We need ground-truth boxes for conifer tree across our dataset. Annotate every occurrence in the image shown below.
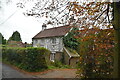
[8,31,22,42]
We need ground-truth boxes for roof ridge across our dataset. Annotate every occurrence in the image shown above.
[44,25,70,30]
[32,25,71,39]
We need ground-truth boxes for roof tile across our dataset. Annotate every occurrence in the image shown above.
[33,25,71,39]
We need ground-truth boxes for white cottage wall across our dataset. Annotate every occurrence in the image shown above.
[32,37,64,52]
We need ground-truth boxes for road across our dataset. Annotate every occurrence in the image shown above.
[1,62,78,78]
[1,63,35,78]
[35,69,77,78]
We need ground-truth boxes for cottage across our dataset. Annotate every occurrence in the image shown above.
[32,25,79,66]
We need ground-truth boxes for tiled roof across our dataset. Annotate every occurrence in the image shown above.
[8,41,25,47]
[33,25,71,39]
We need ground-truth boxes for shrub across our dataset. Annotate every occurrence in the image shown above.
[77,29,114,78]
[2,47,50,72]
[49,60,71,69]
[52,60,63,68]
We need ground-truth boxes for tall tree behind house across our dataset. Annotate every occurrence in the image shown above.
[8,31,22,42]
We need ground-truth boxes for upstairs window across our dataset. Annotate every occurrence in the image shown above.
[34,39,38,43]
[52,38,56,44]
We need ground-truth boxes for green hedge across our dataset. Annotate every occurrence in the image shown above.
[2,47,50,72]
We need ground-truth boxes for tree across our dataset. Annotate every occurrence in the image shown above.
[8,31,22,42]
[0,33,6,45]
[19,1,112,29]
[63,27,80,51]
[78,28,114,78]
[113,2,120,78]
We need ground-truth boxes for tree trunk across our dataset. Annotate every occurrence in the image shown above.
[113,2,120,78]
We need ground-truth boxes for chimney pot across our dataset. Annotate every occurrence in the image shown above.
[42,24,47,30]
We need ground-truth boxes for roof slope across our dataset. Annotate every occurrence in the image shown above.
[33,25,71,39]
[63,47,80,57]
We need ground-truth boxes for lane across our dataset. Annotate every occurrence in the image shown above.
[0,62,2,79]
[35,69,77,78]
[1,63,35,78]
[1,62,78,78]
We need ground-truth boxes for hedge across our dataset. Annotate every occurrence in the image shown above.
[2,47,50,72]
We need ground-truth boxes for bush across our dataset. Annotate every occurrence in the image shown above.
[49,60,71,69]
[52,60,63,68]
[77,29,114,78]
[2,47,50,72]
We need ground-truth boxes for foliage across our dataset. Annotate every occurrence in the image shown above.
[52,60,63,68]
[77,28,114,78]
[19,1,112,29]
[112,2,120,78]
[48,60,71,69]
[63,27,80,51]
[8,31,22,42]
[0,33,6,45]
[2,47,50,72]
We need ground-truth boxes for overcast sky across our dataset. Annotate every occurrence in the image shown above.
[0,0,53,43]
[0,0,116,43]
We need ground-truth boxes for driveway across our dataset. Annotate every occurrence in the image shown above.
[1,62,78,78]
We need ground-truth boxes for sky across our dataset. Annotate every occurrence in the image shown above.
[0,0,116,43]
[0,0,52,43]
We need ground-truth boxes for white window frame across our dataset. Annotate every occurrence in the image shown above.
[50,52,55,62]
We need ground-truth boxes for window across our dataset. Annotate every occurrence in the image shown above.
[40,45,44,47]
[41,39,45,43]
[52,38,56,44]
[34,39,38,43]
[50,53,55,62]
